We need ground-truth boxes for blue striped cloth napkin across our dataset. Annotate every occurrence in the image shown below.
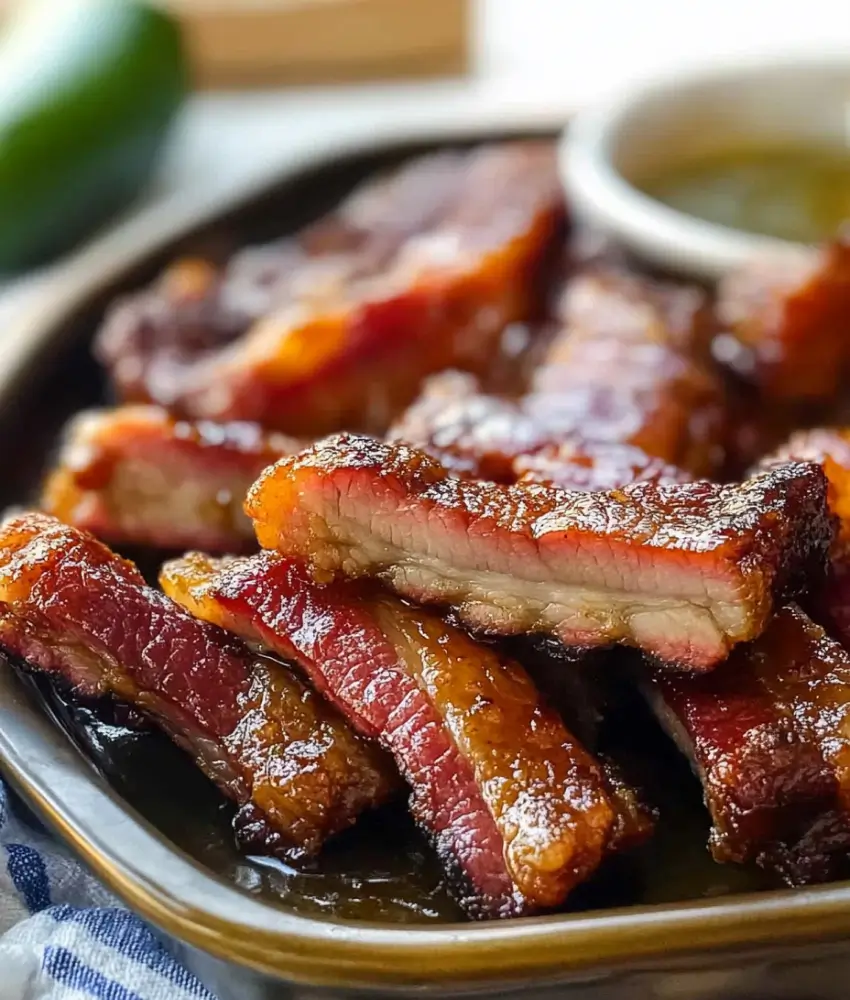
[0,778,215,1000]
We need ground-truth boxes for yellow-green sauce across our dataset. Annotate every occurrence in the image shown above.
[639,145,850,243]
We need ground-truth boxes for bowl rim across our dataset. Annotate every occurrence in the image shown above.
[4,102,850,990]
[559,52,850,279]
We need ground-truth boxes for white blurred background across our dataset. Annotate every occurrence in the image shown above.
[169,0,850,186]
[3,0,850,321]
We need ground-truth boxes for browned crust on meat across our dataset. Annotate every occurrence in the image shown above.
[96,143,564,436]
[390,269,724,481]
[760,427,850,562]
[716,239,850,402]
[161,549,620,917]
[245,434,833,670]
[0,512,397,858]
[653,605,850,883]
[42,406,299,552]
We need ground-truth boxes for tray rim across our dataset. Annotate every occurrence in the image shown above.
[2,103,850,990]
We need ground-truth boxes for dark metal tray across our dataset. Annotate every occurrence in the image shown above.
[1,109,849,1000]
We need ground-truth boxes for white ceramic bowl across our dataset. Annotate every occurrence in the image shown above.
[560,56,850,280]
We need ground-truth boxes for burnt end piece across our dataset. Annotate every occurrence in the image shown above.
[95,143,564,436]
[245,434,833,672]
[716,239,850,402]
[758,427,850,643]
[389,268,724,482]
[389,370,524,482]
[160,550,618,919]
[760,427,850,561]
[42,406,301,553]
[651,605,850,883]
[0,513,397,859]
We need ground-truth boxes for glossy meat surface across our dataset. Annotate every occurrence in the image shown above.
[42,406,300,552]
[759,427,850,645]
[716,239,850,401]
[389,269,724,481]
[96,143,563,436]
[762,427,850,560]
[0,513,396,857]
[389,370,528,482]
[514,442,690,491]
[245,434,833,670]
[653,605,850,883]
[160,550,616,919]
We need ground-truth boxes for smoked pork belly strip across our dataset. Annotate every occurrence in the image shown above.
[160,550,618,919]
[95,143,563,436]
[245,434,833,671]
[651,605,850,883]
[715,238,850,402]
[0,513,396,858]
[42,406,300,552]
[389,269,724,482]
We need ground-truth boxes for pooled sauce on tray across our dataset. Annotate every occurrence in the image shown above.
[640,145,850,243]
[18,668,461,924]
[15,663,774,924]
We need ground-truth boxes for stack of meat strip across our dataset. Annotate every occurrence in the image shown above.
[12,142,850,918]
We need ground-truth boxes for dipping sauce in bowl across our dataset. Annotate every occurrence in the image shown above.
[561,58,850,278]
[639,144,850,244]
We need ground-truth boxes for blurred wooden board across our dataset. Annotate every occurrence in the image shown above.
[169,0,470,87]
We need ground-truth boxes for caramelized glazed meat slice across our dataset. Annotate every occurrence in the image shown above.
[390,270,724,481]
[530,270,723,476]
[96,256,256,387]
[245,435,832,671]
[42,406,300,552]
[389,371,535,482]
[514,442,690,491]
[762,427,850,559]
[96,143,563,436]
[536,266,714,379]
[758,428,850,645]
[718,380,808,480]
[716,239,850,401]
[652,606,850,883]
[0,514,397,858]
[160,551,616,919]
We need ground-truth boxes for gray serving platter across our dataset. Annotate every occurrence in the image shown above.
[1,107,850,1000]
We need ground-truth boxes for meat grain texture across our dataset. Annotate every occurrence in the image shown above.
[0,513,397,858]
[245,434,833,671]
[161,549,622,918]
